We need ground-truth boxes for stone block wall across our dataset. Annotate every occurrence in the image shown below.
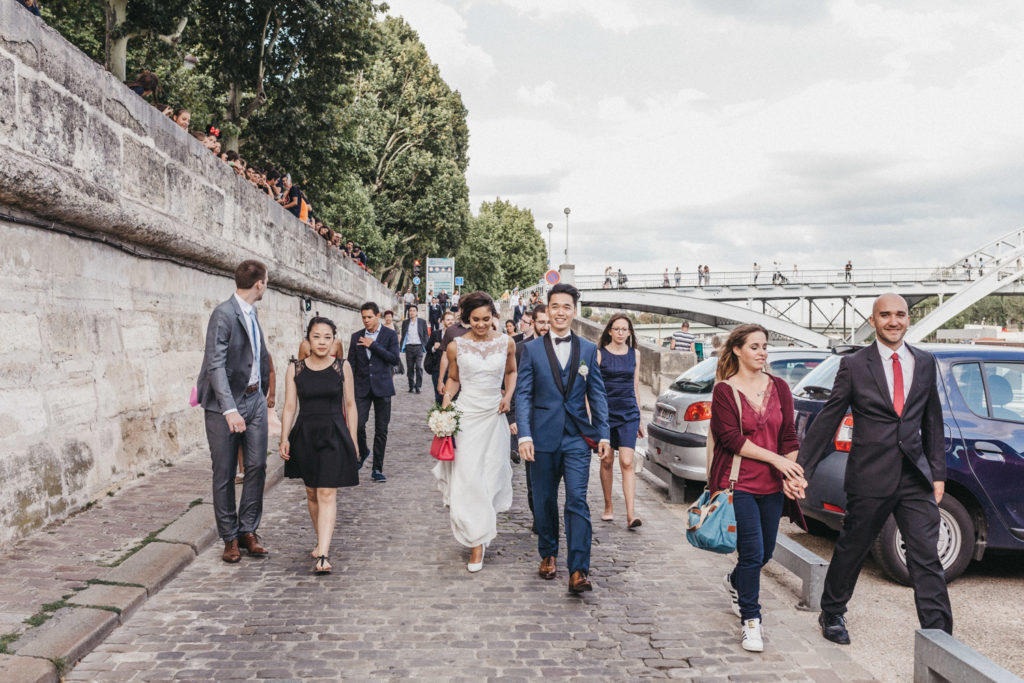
[0,5,398,545]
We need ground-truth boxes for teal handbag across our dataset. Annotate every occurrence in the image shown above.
[686,382,743,554]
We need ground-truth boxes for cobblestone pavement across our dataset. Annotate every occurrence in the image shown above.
[66,389,876,682]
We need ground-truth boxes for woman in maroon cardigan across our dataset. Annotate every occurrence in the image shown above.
[709,324,806,653]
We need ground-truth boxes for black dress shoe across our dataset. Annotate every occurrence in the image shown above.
[819,612,851,645]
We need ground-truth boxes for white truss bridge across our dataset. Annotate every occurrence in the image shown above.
[575,229,1024,347]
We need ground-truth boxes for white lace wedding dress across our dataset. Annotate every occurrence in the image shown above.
[432,335,514,548]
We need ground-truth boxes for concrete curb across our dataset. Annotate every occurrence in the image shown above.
[5,456,286,681]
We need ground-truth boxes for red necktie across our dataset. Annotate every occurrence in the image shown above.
[891,352,904,416]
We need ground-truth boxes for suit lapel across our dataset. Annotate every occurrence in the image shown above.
[564,335,581,397]
[864,348,891,410]
[906,343,927,401]
[543,333,566,395]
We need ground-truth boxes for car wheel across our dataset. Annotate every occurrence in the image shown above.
[870,495,975,586]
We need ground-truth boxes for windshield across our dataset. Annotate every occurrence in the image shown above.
[792,355,843,399]
[670,356,717,393]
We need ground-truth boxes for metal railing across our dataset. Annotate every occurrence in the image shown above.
[576,267,976,291]
[914,630,1022,682]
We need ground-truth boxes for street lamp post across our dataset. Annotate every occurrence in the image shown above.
[546,222,553,265]
[563,207,571,263]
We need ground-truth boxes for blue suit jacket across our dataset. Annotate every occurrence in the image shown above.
[515,332,610,450]
[347,325,400,398]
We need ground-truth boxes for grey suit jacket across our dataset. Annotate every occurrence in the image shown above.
[196,296,271,413]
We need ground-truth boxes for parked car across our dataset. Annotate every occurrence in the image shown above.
[646,348,832,499]
[794,344,1024,584]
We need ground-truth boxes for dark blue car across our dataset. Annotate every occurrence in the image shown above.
[793,344,1024,584]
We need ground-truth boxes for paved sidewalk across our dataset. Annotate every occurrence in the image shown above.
[60,389,875,682]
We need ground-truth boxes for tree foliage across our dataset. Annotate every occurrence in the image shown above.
[39,3,545,296]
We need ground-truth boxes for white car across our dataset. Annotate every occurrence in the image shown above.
[646,348,832,502]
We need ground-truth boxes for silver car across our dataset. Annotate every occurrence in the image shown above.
[646,348,832,502]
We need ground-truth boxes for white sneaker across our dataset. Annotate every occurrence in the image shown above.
[722,573,741,617]
[741,618,764,652]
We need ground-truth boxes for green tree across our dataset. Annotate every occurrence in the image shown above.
[101,0,193,81]
[474,198,546,291]
[353,17,470,289]
[456,212,505,295]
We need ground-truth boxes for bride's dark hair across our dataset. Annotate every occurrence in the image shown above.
[459,291,498,324]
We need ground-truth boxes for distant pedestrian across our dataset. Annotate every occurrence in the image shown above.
[348,302,401,483]
[279,317,359,575]
[697,265,704,287]
[597,314,644,529]
[451,289,461,310]
[617,268,627,287]
[196,260,272,564]
[424,310,455,404]
[753,262,761,284]
[403,289,415,317]
[793,264,798,281]
[674,267,681,286]
[438,289,449,311]
[844,260,852,282]
[604,266,613,288]
[663,269,670,287]
[963,259,971,279]
[428,296,442,332]
[671,321,695,351]
[383,311,404,376]
[703,265,710,285]
[977,255,984,278]
[401,306,428,394]
[711,324,804,653]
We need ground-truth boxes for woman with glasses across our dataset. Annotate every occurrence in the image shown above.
[596,314,644,528]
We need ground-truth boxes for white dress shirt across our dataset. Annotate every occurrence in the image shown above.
[406,320,421,345]
[363,325,381,359]
[876,339,914,406]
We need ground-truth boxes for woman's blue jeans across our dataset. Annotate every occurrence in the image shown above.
[729,490,784,621]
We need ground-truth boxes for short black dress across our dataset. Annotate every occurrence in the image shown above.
[285,359,359,488]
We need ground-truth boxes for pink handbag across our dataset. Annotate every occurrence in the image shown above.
[430,435,455,461]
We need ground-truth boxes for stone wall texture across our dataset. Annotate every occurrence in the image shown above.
[0,4,398,546]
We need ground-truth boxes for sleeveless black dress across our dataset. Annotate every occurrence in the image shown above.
[285,359,359,488]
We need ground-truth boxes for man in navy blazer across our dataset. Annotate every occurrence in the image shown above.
[348,302,400,483]
[517,284,610,593]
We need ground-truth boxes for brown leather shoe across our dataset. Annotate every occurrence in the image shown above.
[222,539,241,563]
[238,532,269,557]
[538,556,557,580]
[568,570,592,594]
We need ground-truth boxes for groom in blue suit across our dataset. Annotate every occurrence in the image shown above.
[516,283,610,593]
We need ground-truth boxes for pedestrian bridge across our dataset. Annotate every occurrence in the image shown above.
[576,228,1024,347]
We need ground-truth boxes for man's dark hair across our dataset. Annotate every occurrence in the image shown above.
[547,283,580,305]
[264,165,280,181]
[522,310,533,320]
[224,150,239,162]
[234,260,267,290]
[681,321,690,329]
[532,303,547,316]
[361,302,380,315]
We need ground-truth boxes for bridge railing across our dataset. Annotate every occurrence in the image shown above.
[578,267,972,291]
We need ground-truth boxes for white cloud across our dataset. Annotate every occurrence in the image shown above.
[385,0,495,86]
[515,80,561,107]
[403,1,1024,276]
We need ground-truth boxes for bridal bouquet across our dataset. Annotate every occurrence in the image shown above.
[427,404,461,461]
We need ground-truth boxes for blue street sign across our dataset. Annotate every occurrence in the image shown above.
[413,276,421,285]
[454,276,464,286]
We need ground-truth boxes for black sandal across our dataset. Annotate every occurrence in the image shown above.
[314,555,332,574]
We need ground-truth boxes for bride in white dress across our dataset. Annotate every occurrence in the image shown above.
[433,291,517,572]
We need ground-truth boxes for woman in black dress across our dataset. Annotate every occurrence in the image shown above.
[280,317,359,574]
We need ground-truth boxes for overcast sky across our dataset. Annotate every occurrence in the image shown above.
[384,0,1024,278]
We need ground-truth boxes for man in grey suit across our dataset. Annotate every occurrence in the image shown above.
[196,260,273,563]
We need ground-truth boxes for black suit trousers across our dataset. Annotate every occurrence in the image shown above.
[821,459,953,633]
[356,394,391,473]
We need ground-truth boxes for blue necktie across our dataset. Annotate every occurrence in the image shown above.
[249,310,261,383]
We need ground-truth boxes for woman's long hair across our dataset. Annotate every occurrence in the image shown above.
[598,313,637,349]
[715,324,769,381]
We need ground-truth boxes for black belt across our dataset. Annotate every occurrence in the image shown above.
[406,343,422,347]
[244,384,259,394]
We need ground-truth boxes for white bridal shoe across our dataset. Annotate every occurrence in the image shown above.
[467,546,485,573]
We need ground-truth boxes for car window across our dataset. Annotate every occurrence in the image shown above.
[984,362,1024,422]
[952,362,989,418]
[670,356,717,394]
[768,358,824,387]
[793,355,843,399]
